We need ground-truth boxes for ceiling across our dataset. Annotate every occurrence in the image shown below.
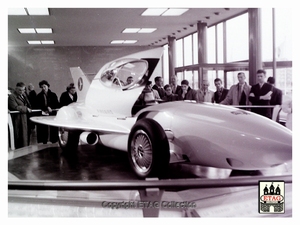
[8,8,248,47]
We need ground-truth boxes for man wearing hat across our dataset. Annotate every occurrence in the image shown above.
[177,79,199,102]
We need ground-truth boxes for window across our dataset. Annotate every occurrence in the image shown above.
[207,27,216,63]
[275,8,292,61]
[217,23,224,63]
[176,39,183,67]
[162,44,169,82]
[193,33,198,64]
[261,8,273,61]
[226,13,249,62]
[183,35,193,66]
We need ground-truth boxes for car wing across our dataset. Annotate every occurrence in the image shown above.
[30,115,135,135]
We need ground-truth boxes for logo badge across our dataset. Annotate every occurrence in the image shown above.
[259,181,285,214]
[78,77,83,91]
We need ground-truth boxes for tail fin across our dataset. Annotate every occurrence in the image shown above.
[70,67,91,102]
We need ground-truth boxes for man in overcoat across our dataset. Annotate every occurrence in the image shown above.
[8,82,32,148]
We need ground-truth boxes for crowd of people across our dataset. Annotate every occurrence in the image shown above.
[8,69,290,149]
[8,80,77,148]
[136,69,286,121]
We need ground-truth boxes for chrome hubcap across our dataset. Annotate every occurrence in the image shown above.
[131,130,153,174]
[58,128,68,145]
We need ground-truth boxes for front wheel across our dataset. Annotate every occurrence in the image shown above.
[58,127,80,150]
[128,118,170,178]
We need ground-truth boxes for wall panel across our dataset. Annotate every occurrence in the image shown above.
[8,46,154,97]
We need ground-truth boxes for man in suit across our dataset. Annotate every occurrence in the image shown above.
[249,69,273,119]
[197,80,214,103]
[178,80,199,102]
[267,77,282,106]
[267,77,283,121]
[162,84,178,102]
[220,72,252,107]
[8,82,33,148]
[170,74,181,95]
[152,76,165,99]
[213,78,229,103]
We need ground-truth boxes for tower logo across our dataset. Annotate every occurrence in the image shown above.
[259,181,285,214]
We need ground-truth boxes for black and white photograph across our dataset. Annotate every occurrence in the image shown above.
[6,0,298,222]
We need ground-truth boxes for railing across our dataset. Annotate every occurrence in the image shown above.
[8,174,292,217]
[8,109,59,150]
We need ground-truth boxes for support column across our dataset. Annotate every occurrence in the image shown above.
[168,36,176,84]
[197,21,208,87]
[248,8,263,85]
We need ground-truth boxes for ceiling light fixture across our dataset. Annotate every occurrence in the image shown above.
[18,28,36,33]
[27,40,54,45]
[41,40,55,44]
[27,40,41,45]
[26,8,49,16]
[8,8,27,15]
[9,8,49,16]
[122,28,157,33]
[35,28,52,33]
[138,28,157,33]
[142,8,188,16]
[161,8,189,16]
[122,28,140,33]
[141,8,168,16]
[18,28,53,34]
[110,40,137,44]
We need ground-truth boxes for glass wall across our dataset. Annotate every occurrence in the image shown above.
[183,35,193,66]
[207,27,216,63]
[162,9,292,95]
[261,8,293,96]
[193,33,198,64]
[176,39,183,67]
[226,13,249,62]
[217,23,224,63]
[162,44,169,83]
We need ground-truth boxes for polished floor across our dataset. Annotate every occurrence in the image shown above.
[8,143,236,181]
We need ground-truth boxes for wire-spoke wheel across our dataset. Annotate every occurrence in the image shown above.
[130,130,153,174]
[128,118,170,178]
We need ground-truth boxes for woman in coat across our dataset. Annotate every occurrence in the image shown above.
[35,80,60,144]
[59,83,77,107]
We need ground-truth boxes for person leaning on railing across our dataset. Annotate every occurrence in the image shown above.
[8,82,33,148]
[35,80,60,144]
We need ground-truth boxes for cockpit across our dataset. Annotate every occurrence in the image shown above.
[100,59,149,90]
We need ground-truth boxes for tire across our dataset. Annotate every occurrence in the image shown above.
[128,118,170,178]
[58,127,80,150]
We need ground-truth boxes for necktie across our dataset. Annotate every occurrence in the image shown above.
[238,85,242,101]
[19,95,25,102]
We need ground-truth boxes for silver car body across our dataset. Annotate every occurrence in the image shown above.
[30,47,292,174]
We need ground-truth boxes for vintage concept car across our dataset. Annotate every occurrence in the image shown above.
[30,48,292,178]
